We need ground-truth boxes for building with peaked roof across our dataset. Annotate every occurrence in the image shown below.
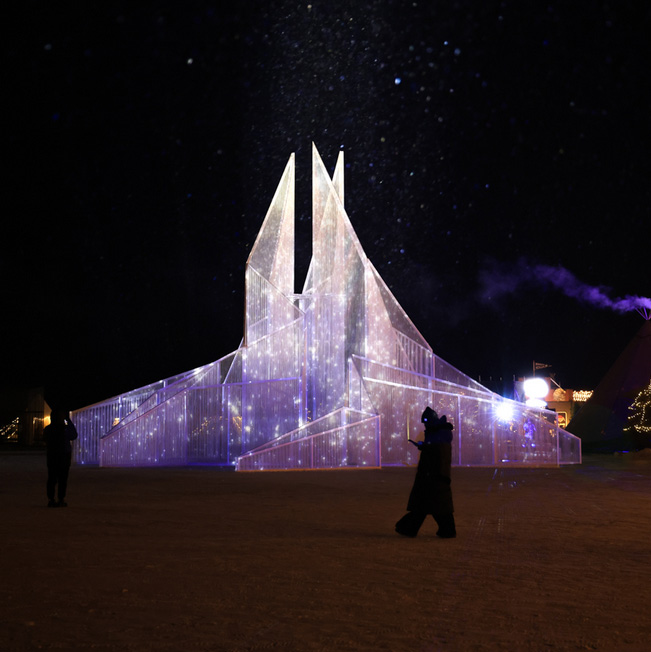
[71,146,581,469]
[568,318,651,451]
[0,387,49,447]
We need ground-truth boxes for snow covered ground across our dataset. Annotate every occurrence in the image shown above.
[2,453,650,651]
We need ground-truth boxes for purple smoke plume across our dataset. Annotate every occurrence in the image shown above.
[479,259,651,315]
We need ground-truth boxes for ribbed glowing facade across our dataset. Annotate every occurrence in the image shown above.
[72,146,581,469]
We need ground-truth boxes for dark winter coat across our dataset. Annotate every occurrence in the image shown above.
[44,422,78,465]
[407,430,454,515]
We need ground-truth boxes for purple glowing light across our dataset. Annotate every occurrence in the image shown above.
[71,147,581,470]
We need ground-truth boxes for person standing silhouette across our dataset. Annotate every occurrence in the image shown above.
[395,407,456,538]
[44,408,78,507]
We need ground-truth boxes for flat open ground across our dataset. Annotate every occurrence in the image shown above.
[2,452,651,651]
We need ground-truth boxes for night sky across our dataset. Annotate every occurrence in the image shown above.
[5,1,650,410]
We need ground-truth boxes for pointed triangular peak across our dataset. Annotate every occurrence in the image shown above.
[311,143,329,248]
[247,154,295,295]
[311,144,367,272]
[307,146,431,359]
[568,318,651,447]
[369,263,431,351]
[331,149,345,206]
[302,147,343,295]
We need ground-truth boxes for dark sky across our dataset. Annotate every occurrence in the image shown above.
[4,1,650,410]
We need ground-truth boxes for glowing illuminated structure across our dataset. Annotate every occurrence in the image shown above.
[72,146,581,469]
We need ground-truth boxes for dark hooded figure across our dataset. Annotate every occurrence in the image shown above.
[44,408,78,507]
[395,407,456,538]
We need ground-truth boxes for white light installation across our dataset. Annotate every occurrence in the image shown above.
[524,377,550,409]
[71,145,581,470]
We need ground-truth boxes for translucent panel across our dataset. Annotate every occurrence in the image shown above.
[245,269,302,346]
[244,311,304,382]
[347,354,576,468]
[72,380,169,465]
[241,378,302,451]
[457,396,495,465]
[186,387,227,464]
[101,392,188,467]
[223,350,243,385]
[71,145,580,470]
[370,264,430,351]
[433,354,493,394]
[304,292,347,419]
[224,383,243,459]
[236,409,380,471]
[558,427,582,464]
[246,154,294,295]
[491,407,560,466]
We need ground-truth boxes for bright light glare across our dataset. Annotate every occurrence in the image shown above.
[526,398,547,409]
[523,377,549,400]
[495,402,514,422]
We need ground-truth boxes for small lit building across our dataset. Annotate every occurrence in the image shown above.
[0,387,50,447]
[544,387,593,430]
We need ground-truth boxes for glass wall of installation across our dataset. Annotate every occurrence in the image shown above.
[72,146,582,470]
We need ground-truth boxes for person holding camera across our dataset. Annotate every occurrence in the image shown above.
[395,406,456,538]
[44,407,78,508]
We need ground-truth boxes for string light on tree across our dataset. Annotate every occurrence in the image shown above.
[624,380,651,437]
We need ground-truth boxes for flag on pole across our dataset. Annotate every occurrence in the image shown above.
[533,361,552,377]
